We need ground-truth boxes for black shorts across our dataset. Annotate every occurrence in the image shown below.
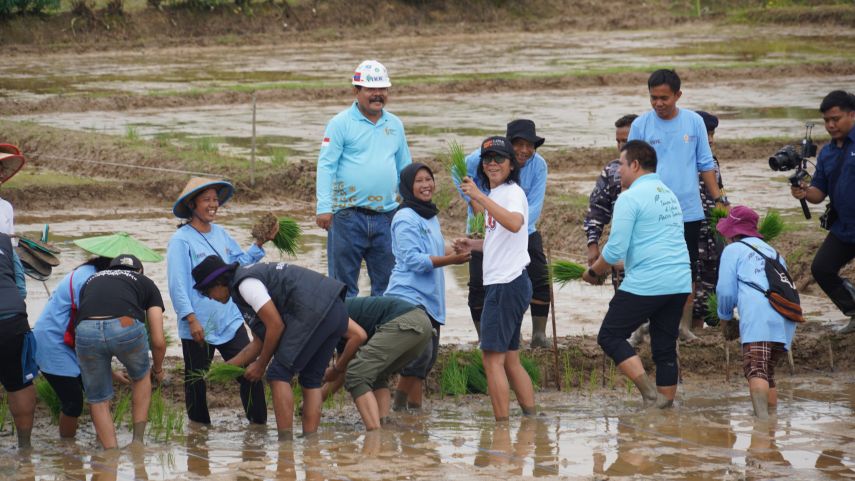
[41,372,85,417]
[0,314,33,393]
[684,220,701,281]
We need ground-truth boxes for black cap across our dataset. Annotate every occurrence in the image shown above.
[505,119,545,148]
[480,136,516,161]
[191,255,238,291]
[696,111,719,133]
[109,254,143,272]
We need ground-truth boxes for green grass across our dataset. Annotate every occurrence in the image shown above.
[2,170,100,190]
[35,377,61,424]
[194,137,219,154]
[125,125,140,141]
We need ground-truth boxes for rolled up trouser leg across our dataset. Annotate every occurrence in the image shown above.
[811,232,855,315]
[648,294,687,387]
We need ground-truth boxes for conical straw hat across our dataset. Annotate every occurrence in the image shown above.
[172,177,234,219]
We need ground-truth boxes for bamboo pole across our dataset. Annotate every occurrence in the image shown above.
[547,248,561,391]
[250,92,257,187]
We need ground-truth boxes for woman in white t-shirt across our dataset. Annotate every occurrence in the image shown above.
[455,136,536,421]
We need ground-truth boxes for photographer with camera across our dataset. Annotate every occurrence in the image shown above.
[790,90,855,334]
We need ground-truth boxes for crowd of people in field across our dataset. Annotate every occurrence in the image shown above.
[2,59,854,453]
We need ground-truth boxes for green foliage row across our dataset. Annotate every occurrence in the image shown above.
[0,0,59,15]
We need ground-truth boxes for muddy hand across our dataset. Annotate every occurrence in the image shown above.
[244,360,265,382]
[453,237,471,255]
[323,366,342,384]
[112,370,131,385]
[189,318,205,344]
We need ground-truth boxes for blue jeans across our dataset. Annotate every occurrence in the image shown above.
[327,208,395,297]
[76,318,150,403]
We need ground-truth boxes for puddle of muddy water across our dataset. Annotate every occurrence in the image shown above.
[2,374,853,479]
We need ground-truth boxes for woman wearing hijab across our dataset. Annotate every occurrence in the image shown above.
[386,163,470,410]
[166,177,275,425]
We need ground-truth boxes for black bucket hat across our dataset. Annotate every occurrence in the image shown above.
[192,255,238,291]
[696,111,719,133]
[506,119,545,149]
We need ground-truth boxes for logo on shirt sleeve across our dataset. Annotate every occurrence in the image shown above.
[321,137,330,148]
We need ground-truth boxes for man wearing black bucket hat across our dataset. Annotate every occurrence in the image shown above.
[191,255,349,438]
[456,119,552,348]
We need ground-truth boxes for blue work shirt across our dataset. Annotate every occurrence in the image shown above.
[456,149,546,235]
[167,224,265,345]
[384,208,447,324]
[716,237,797,350]
[33,264,95,377]
[811,125,855,243]
[316,101,412,215]
[602,173,691,296]
[628,109,716,222]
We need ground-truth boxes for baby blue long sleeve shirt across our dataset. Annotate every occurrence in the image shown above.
[716,237,797,350]
[33,264,96,377]
[316,102,412,215]
[628,109,715,222]
[602,173,691,296]
[384,208,447,324]
[167,224,264,345]
[458,148,546,235]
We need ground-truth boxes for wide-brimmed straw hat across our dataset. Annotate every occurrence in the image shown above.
[191,255,238,291]
[0,144,25,184]
[716,205,763,239]
[173,177,234,219]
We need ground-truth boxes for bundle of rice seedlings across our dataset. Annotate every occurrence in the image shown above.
[148,387,184,441]
[112,391,131,430]
[463,350,488,394]
[520,353,541,390]
[188,362,246,384]
[705,293,720,326]
[0,393,8,431]
[549,260,586,287]
[758,210,784,242]
[273,217,302,256]
[467,212,485,238]
[439,352,468,396]
[35,377,61,424]
[445,141,468,184]
[710,206,729,239]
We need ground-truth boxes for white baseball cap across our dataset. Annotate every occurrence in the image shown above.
[352,60,391,88]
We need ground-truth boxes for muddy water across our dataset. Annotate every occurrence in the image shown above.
[17,201,616,354]
[3,374,853,479]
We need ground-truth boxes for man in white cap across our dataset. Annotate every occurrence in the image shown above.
[316,60,412,297]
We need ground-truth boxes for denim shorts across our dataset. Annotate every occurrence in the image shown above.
[480,271,532,353]
[76,318,150,403]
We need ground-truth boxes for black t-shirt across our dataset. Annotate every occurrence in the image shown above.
[76,269,164,323]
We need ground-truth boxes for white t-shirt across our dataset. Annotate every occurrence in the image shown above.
[0,197,13,236]
[482,182,530,285]
[238,277,273,312]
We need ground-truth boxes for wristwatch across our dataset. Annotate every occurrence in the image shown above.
[714,195,730,205]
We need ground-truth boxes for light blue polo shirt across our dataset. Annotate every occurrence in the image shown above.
[316,102,412,215]
[602,173,691,296]
[458,149,547,235]
[628,109,715,222]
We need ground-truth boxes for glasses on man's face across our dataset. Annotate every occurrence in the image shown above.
[482,156,508,165]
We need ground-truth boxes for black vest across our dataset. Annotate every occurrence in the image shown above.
[0,234,26,319]
[232,262,346,370]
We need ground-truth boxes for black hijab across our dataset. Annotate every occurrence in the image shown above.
[398,163,439,219]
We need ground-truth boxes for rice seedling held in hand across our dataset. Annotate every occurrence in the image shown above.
[273,218,302,256]
[758,210,785,242]
[188,362,247,384]
[710,206,729,240]
[445,141,468,185]
[549,260,587,287]
[35,377,61,424]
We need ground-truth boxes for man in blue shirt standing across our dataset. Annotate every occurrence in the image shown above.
[628,69,727,342]
[583,140,691,409]
[457,119,551,347]
[316,60,412,297]
[791,90,855,333]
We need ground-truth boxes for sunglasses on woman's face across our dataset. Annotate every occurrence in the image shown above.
[481,155,508,165]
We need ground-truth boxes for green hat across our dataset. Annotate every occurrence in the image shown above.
[173,177,234,219]
[73,232,163,262]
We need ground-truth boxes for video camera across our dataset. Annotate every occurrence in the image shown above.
[769,122,817,219]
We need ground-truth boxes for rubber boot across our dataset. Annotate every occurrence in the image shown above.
[629,326,645,348]
[392,390,408,412]
[473,320,481,341]
[839,317,855,335]
[750,389,770,420]
[678,303,698,342]
[530,316,549,348]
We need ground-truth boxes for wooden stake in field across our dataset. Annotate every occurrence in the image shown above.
[724,340,730,383]
[250,92,257,187]
[547,248,561,391]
